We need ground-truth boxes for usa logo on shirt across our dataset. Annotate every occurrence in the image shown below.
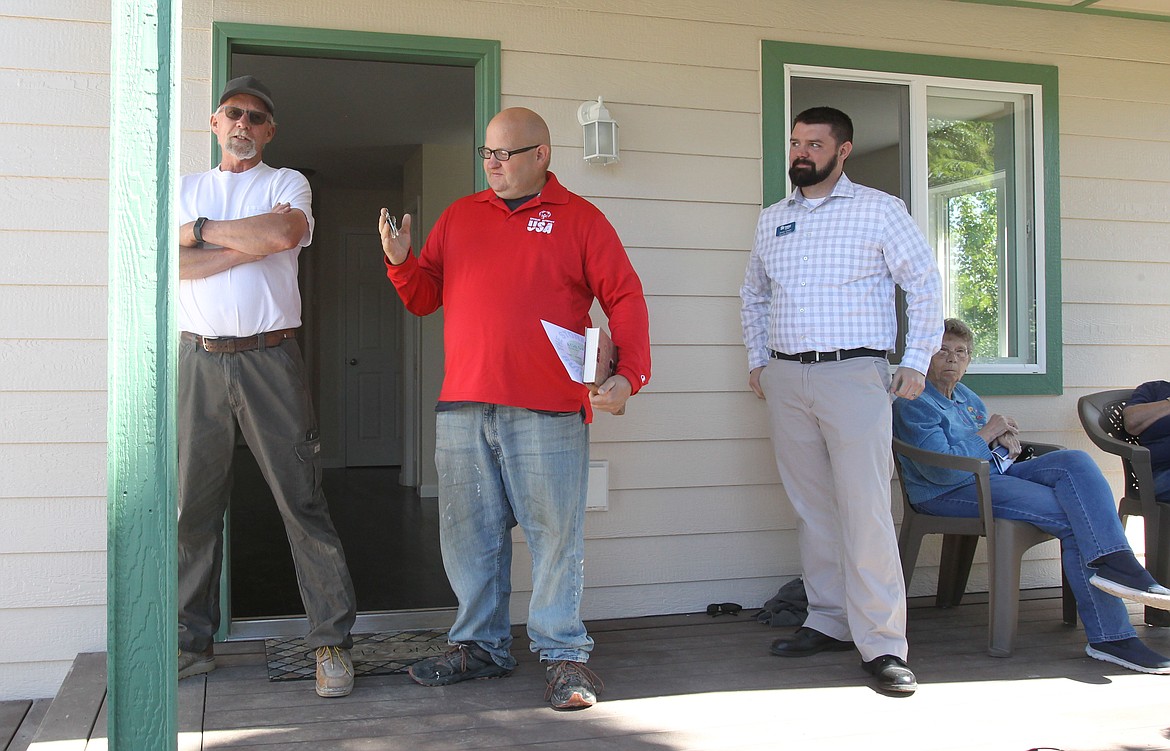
[527,210,555,234]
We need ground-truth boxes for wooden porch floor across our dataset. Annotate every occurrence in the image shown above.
[12,595,1170,751]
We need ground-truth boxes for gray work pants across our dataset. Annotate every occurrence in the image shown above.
[177,336,356,654]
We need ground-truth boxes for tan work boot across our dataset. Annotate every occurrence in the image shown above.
[315,646,354,698]
[178,648,215,680]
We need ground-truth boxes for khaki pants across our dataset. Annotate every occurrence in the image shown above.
[177,336,356,653]
[760,356,907,662]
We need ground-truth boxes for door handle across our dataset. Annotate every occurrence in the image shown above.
[349,359,358,365]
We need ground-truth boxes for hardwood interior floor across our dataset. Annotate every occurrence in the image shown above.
[229,449,456,616]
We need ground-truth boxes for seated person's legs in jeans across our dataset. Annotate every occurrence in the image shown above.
[914,450,1136,643]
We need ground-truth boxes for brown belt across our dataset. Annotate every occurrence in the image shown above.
[182,328,297,353]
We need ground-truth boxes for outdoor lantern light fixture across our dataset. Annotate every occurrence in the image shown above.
[577,96,619,165]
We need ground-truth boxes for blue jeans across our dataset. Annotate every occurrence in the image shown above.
[435,404,593,668]
[914,450,1136,643]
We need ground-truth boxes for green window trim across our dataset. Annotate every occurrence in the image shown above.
[761,40,1061,396]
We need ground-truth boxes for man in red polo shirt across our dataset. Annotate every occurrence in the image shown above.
[378,107,651,710]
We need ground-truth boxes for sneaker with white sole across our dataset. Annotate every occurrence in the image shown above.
[1086,638,1170,675]
[315,646,354,698]
[1089,562,1170,610]
[177,648,215,680]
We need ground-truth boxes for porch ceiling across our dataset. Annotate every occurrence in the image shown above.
[953,0,1170,22]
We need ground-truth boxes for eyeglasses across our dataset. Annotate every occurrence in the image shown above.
[477,145,538,161]
[935,346,971,360]
[217,105,271,126]
[705,602,742,617]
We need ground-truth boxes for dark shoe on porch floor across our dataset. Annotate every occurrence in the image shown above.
[1086,638,1170,675]
[862,654,918,694]
[178,648,215,680]
[545,660,603,710]
[769,627,855,657]
[407,643,512,686]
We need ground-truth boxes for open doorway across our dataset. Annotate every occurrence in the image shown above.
[221,49,480,633]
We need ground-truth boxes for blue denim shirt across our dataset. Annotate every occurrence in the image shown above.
[892,381,996,505]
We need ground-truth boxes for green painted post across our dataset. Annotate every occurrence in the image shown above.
[108,0,180,748]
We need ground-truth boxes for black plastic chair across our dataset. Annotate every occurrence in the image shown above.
[893,438,1077,657]
[1077,388,1170,627]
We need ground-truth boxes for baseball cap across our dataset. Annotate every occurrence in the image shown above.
[219,75,275,115]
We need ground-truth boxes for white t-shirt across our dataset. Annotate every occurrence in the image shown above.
[178,162,314,337]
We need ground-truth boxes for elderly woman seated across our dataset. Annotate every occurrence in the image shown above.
[893,318,1170,674]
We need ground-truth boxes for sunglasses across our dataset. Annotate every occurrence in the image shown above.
[706,602,742,617]
[217,105,271,126]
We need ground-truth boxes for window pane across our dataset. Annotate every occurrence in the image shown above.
[927,90,1037,365]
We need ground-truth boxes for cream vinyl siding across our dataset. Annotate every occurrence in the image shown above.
[3,0,1170,699]
[0,3,112,699]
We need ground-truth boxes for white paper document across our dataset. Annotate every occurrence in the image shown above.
[541,319,586,384]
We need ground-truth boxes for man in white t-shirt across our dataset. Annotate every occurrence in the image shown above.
[175,75,356,698]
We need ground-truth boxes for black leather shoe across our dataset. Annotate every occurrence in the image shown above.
[862,655,917,694]
[770,627,855,657]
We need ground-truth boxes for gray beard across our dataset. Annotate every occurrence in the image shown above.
[225,136,257,160]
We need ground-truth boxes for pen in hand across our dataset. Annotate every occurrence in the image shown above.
[382,209,399,239]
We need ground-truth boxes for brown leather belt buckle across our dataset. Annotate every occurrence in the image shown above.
[186,328,295,354]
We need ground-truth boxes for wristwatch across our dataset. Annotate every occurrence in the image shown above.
[192,217,208,247]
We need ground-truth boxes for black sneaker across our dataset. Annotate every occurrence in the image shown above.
[407,643,512,686]
[545,660,603,710]
[1089,561,1170,610]
[1086,638,1170,675]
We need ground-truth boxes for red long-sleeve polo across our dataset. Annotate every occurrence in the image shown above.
[386,172,651,419]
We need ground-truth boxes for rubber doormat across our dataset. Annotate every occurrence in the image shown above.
[264,629,450,681]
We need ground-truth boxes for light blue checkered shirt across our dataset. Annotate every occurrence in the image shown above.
[740,174,942,375]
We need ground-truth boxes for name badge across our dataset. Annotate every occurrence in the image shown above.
[776,222,796,237]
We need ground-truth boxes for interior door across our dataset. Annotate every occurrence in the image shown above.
[344,231,403,466]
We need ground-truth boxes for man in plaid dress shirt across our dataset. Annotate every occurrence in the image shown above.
[740,107,942,694]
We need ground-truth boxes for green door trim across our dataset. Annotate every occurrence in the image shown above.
[212,23,501,192]
[210,24,500,640]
